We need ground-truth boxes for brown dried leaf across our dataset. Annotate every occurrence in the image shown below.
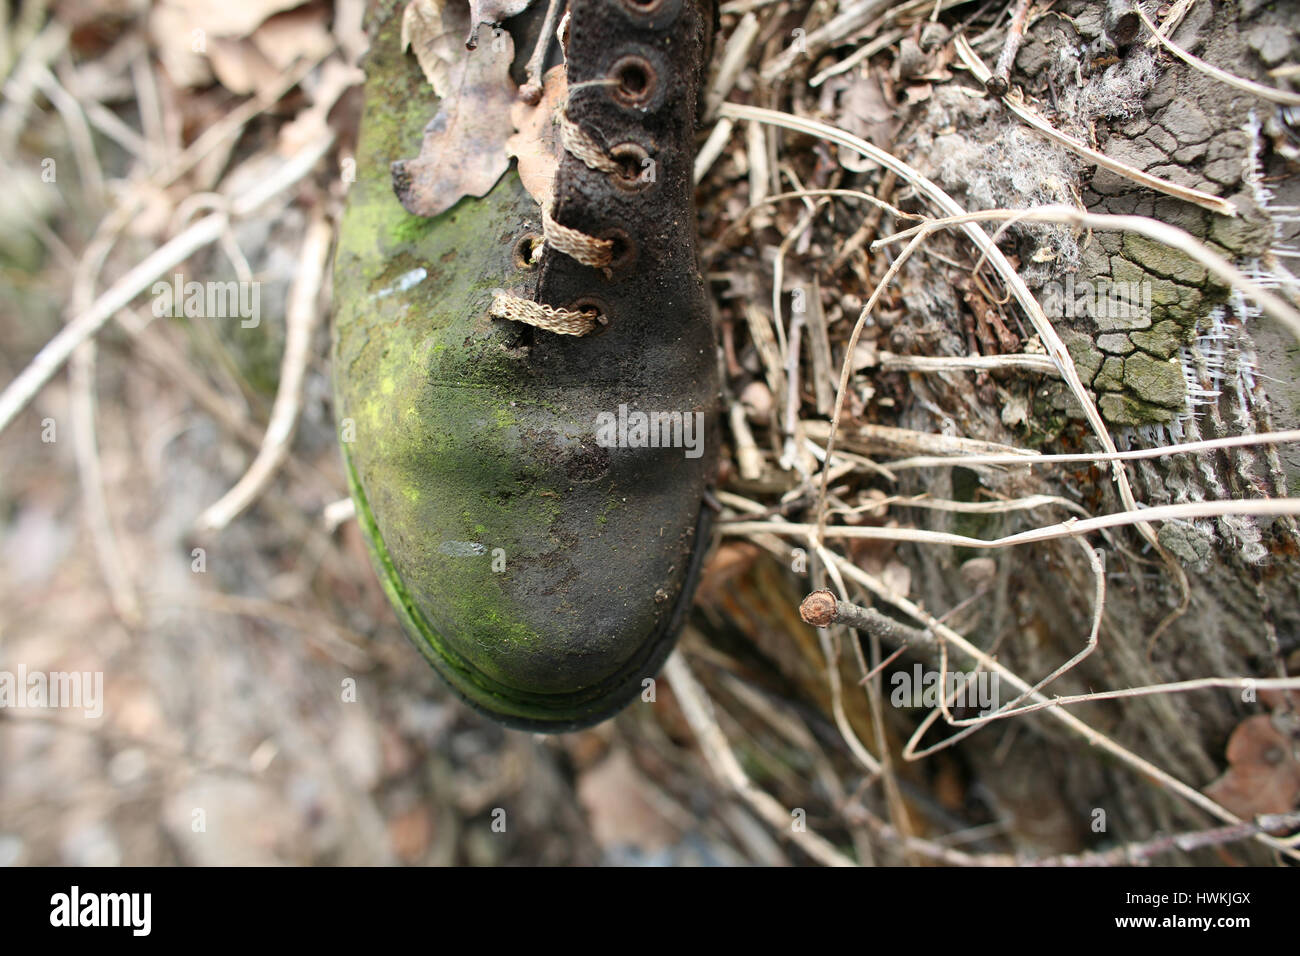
[152,0,324,90]
[576,751,679,853]
[882,559,912,599]
[466,0,535,49]
[695,540,763,606]
[156,0,309,39]
[1203,714,1300,819]
[401,0,464,99]
[505,64,566,206]
[387,804,434,863]
[206,37,280,96]
[391,27,516,217]
[251,7,336,70]
[149,4,213,87]
[280,58,364,154]
[901,82,933,105]
[830,69,894,173]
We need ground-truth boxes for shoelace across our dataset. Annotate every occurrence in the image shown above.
[490,111,621,337]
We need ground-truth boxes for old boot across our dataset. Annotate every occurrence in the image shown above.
[333,0,718,730]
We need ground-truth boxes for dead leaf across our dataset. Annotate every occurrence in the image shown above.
[280,57,364,154]
[391,27,516,217]
[696,540,763,606]
[902,82,933,105]
[388,804,434,863]
[831,69,894,173]
[576,751,679,853]
[251,7,336,70]
[206,37,280,96]
[155,0,309,40]
[505,64,566,205]
[401,0,464,99]
[149,4,213,88]
[882,559,912,599]
[851,337,878,371]
[152,0,326,91]
[1203,714,1300,820]
[466,0,534,49]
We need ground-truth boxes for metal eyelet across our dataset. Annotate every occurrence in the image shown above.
[609,142,655,191]
[616,0,681,29]
[601,228,637,271]
[512,233,543,269]
[569,296,613,334]
[610,54,659,109]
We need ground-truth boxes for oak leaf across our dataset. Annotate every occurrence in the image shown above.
[401,0,463,99]
[392,4,516,218]
[505,64,567,206]
[466,0,535,49]
[1203,714,1300,820]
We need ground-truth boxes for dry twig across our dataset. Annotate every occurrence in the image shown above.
[195,211,335,531]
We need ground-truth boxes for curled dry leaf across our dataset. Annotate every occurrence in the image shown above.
[466,0,536,50]
[505,64,567,206]
[252,7,337,70]
[694,540,763,606]
[824,69,893,174]
[1202,713,1300,821]
[154,0,310,38]
[152,0,332,93]
[206,36,280,96]
[391,23,516,217]
[576,751,679,853]
[401,0,463,99]
[280,58,365,153]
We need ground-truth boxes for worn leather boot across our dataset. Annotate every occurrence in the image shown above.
[333,0,718,730]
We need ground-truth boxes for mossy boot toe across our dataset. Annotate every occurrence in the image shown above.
[333,0,718,730]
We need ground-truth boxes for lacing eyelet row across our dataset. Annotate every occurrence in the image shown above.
[492,59,648,336]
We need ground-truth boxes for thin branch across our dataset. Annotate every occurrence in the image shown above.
[1026,811,1300,866]
[850,804,1300,866]
[663,652,859,867]
[70,341,141,625]
[1134,4,1300,107]
[954,34,1237,215]
[949,674,1300,726]
[817,549,1300,860]
[195,210,334,531]
[717,102,1156,552]
[0,212,227,436]
[878,428,1300,470]
[876,205,1300,342]
[1143,0,1197,48]
[694,117,734,185]
[879,352,1060,375]
[985,0,1032,96]
[705,12,761,119]
[725,497,1300,550]
[0,130,334,439]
